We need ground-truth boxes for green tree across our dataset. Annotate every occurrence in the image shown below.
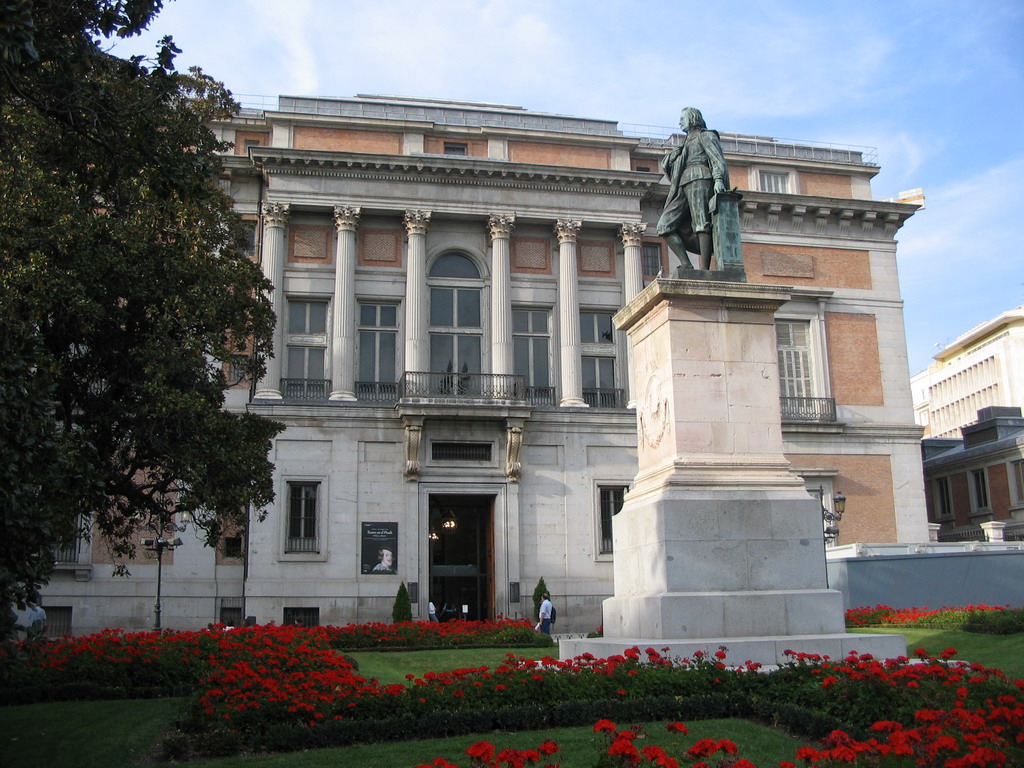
[532,577,549,623]
[0,0,282,610]
[392,582,413,623]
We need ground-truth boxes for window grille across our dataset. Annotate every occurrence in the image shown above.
[283,607,320,627]
[599,486,627,554]
[431,442,492,461]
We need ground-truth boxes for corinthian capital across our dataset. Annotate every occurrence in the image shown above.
[262,201,290,228]
[619,222,647,248]
[555,219,582,244]
[333,205,362,231]
[487,213,516,240]
[403,209,432,236]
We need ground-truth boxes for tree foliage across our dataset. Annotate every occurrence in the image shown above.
[0,0,283,607]
[392,582,413,623]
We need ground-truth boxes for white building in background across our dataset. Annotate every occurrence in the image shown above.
[41,95,927,635]
[912,306,1024,438]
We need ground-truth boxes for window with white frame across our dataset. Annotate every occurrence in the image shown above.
[776,320,814,398]
[598,485,628,555]
[357,302,398,400]
[429,253,482,375]
[971,469,990,512]
[513,309,552,405]
[285,299,328,399]
[759,170,790,193]
[1013,460,1024,505]
[934,476,954,519]
[286,481,319,553]
[580,311,619,407]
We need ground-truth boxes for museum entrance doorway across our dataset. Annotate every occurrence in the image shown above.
[428,494,494,621]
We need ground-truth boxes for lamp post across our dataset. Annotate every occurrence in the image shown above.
[142,511,191,631]
[813,488,846,589]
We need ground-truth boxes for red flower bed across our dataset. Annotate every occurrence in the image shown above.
[845,604,1007,627]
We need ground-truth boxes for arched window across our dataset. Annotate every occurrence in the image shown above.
[428,252,483,374]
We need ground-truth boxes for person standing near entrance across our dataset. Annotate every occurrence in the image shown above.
[428,601,439,622]
[538,592,553,634]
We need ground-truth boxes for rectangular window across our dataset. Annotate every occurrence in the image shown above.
[223,536,243,559]
[776,320,813,399]
[642,244,663,279]
[285,299,329,399]
[934,476,953,519]
[599,486,627,554]
[357,303,398,399]
[972,469,990,511]
[43,606,72,637]
[219,598,243,626]
[1013,460,1024,504]
[286,482,319,553]
[513,309,551,404]
[443,142,468,156]
[759,171,789,193]
[580,312,615,344]
[283,607,320,627]
[582,356,619,407]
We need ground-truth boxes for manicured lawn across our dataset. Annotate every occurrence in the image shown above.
[0,696,181,767]
[347,647,547,685]
[850,626,1024,680]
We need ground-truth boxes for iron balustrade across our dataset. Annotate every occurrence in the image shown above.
[54,540,81,563]
[583,388,625,408]
[356,381,398,402]
[400,372,525,401]
[526,386,556,406]
[780,396,837,423]
[285,537,319,553]
[282,378,330,401]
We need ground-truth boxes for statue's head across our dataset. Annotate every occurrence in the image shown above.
[679,107,707,132]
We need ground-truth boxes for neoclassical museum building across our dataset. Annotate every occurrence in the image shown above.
[40,95,928,636]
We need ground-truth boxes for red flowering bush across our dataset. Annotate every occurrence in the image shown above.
[845,604,1009,629]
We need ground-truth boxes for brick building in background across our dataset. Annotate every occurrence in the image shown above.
[41,95,927,635]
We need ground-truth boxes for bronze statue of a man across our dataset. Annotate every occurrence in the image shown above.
[656,107,729,271]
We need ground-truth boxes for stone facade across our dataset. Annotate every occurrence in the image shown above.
[40,95,926,635]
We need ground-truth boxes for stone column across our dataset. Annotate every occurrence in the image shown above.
[488,214,516,376]
[254,202,289,399]
[330,205,361,401]
[620,222,647,409]
[556,219,586,407]
[403,210,431,374]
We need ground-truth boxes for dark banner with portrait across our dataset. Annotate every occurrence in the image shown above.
[361,522,398,574]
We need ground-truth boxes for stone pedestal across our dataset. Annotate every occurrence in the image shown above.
[560,279,905,665]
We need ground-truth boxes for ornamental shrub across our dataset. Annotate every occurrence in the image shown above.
[393,581,413,623]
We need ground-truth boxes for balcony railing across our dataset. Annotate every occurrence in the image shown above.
[400,372,525,401]
[781,396,837,423]
[526,386,556,406]
[583,388,625,408]
[282,378,330,401]
[356,381,398,402]
[54,540,81,564]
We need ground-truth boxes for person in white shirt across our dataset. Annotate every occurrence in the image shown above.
[538,592,553,634]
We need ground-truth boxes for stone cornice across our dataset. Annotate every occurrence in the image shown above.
[734,190,918,242]
[248,147,658,196]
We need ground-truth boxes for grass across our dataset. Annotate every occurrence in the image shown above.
[347,647,545,685]
[850,626,1024,680]
[2,628,1020,767]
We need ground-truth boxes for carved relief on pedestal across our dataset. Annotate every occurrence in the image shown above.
[638,370,670,451]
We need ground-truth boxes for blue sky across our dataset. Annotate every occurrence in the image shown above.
[110,0,1024,376]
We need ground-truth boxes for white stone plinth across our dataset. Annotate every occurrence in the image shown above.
[566,279,905,664]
